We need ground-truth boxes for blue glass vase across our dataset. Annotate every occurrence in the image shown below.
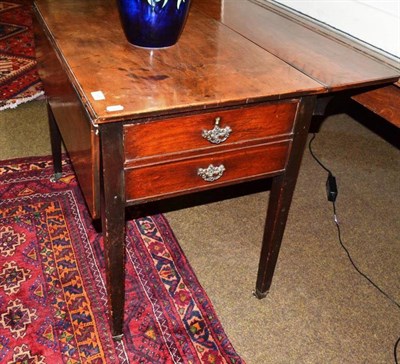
[117,0,192,48]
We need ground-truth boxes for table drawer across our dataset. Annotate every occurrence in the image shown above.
[124,101,298,161]
[125,140,290,202]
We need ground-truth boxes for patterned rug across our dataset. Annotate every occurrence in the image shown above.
[0,0,44,111]
[0,156,244,363]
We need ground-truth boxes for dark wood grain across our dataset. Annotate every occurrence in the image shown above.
[47,102,62,176]
[255,96,316,297]
[124,101,298,161]
[125,141,289,203]
[99,123,126,340]
[352,85,400,128]
[33,10,101,217]
[33,0,400,339]
[194,0,399,92]
[33,0,322,123]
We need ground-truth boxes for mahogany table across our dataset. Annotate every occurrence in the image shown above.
[33,0,400,339]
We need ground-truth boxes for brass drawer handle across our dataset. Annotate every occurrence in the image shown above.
[202,117,232,144]
[197,164,226,182]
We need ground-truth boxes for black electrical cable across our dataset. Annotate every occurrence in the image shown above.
[308,133,334,175]
[395,336,400,364]
[330,199,400,310]
[308,132,400,364]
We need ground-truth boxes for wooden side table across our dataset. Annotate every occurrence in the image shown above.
[33,0,399,339]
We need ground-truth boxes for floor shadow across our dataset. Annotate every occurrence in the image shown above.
[126,178,272,220]
[346,100,400,149]
[310,94,399,149]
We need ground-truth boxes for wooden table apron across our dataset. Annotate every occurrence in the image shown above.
[32,0,399,339]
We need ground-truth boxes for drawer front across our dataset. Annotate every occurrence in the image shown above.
[124,101,298,161]
[125,141,289,202]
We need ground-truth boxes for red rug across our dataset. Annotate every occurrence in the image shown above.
[0,0,44,111]
[0,156,244,363]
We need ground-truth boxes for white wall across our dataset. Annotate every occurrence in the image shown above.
[271,0,400,60]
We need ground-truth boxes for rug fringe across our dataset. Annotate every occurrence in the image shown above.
[0,91,45,111]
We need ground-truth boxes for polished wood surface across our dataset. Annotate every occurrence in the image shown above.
[33,11,100,217]
[34,0,322,123]
[125,141,289,202]
[352,85,400,128]
[99,123,126,339]
[47,103,62,177]
[124,101,298,162]
[33,0,400,339]
[195,0,400,92]
[256,96,315,297]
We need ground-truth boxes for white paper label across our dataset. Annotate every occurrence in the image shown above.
[106,105,124,112]
[91,91,105,101]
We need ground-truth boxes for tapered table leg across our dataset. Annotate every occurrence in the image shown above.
[99,124,126,340]
[47,102,63,181]
[255,96,316,298]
